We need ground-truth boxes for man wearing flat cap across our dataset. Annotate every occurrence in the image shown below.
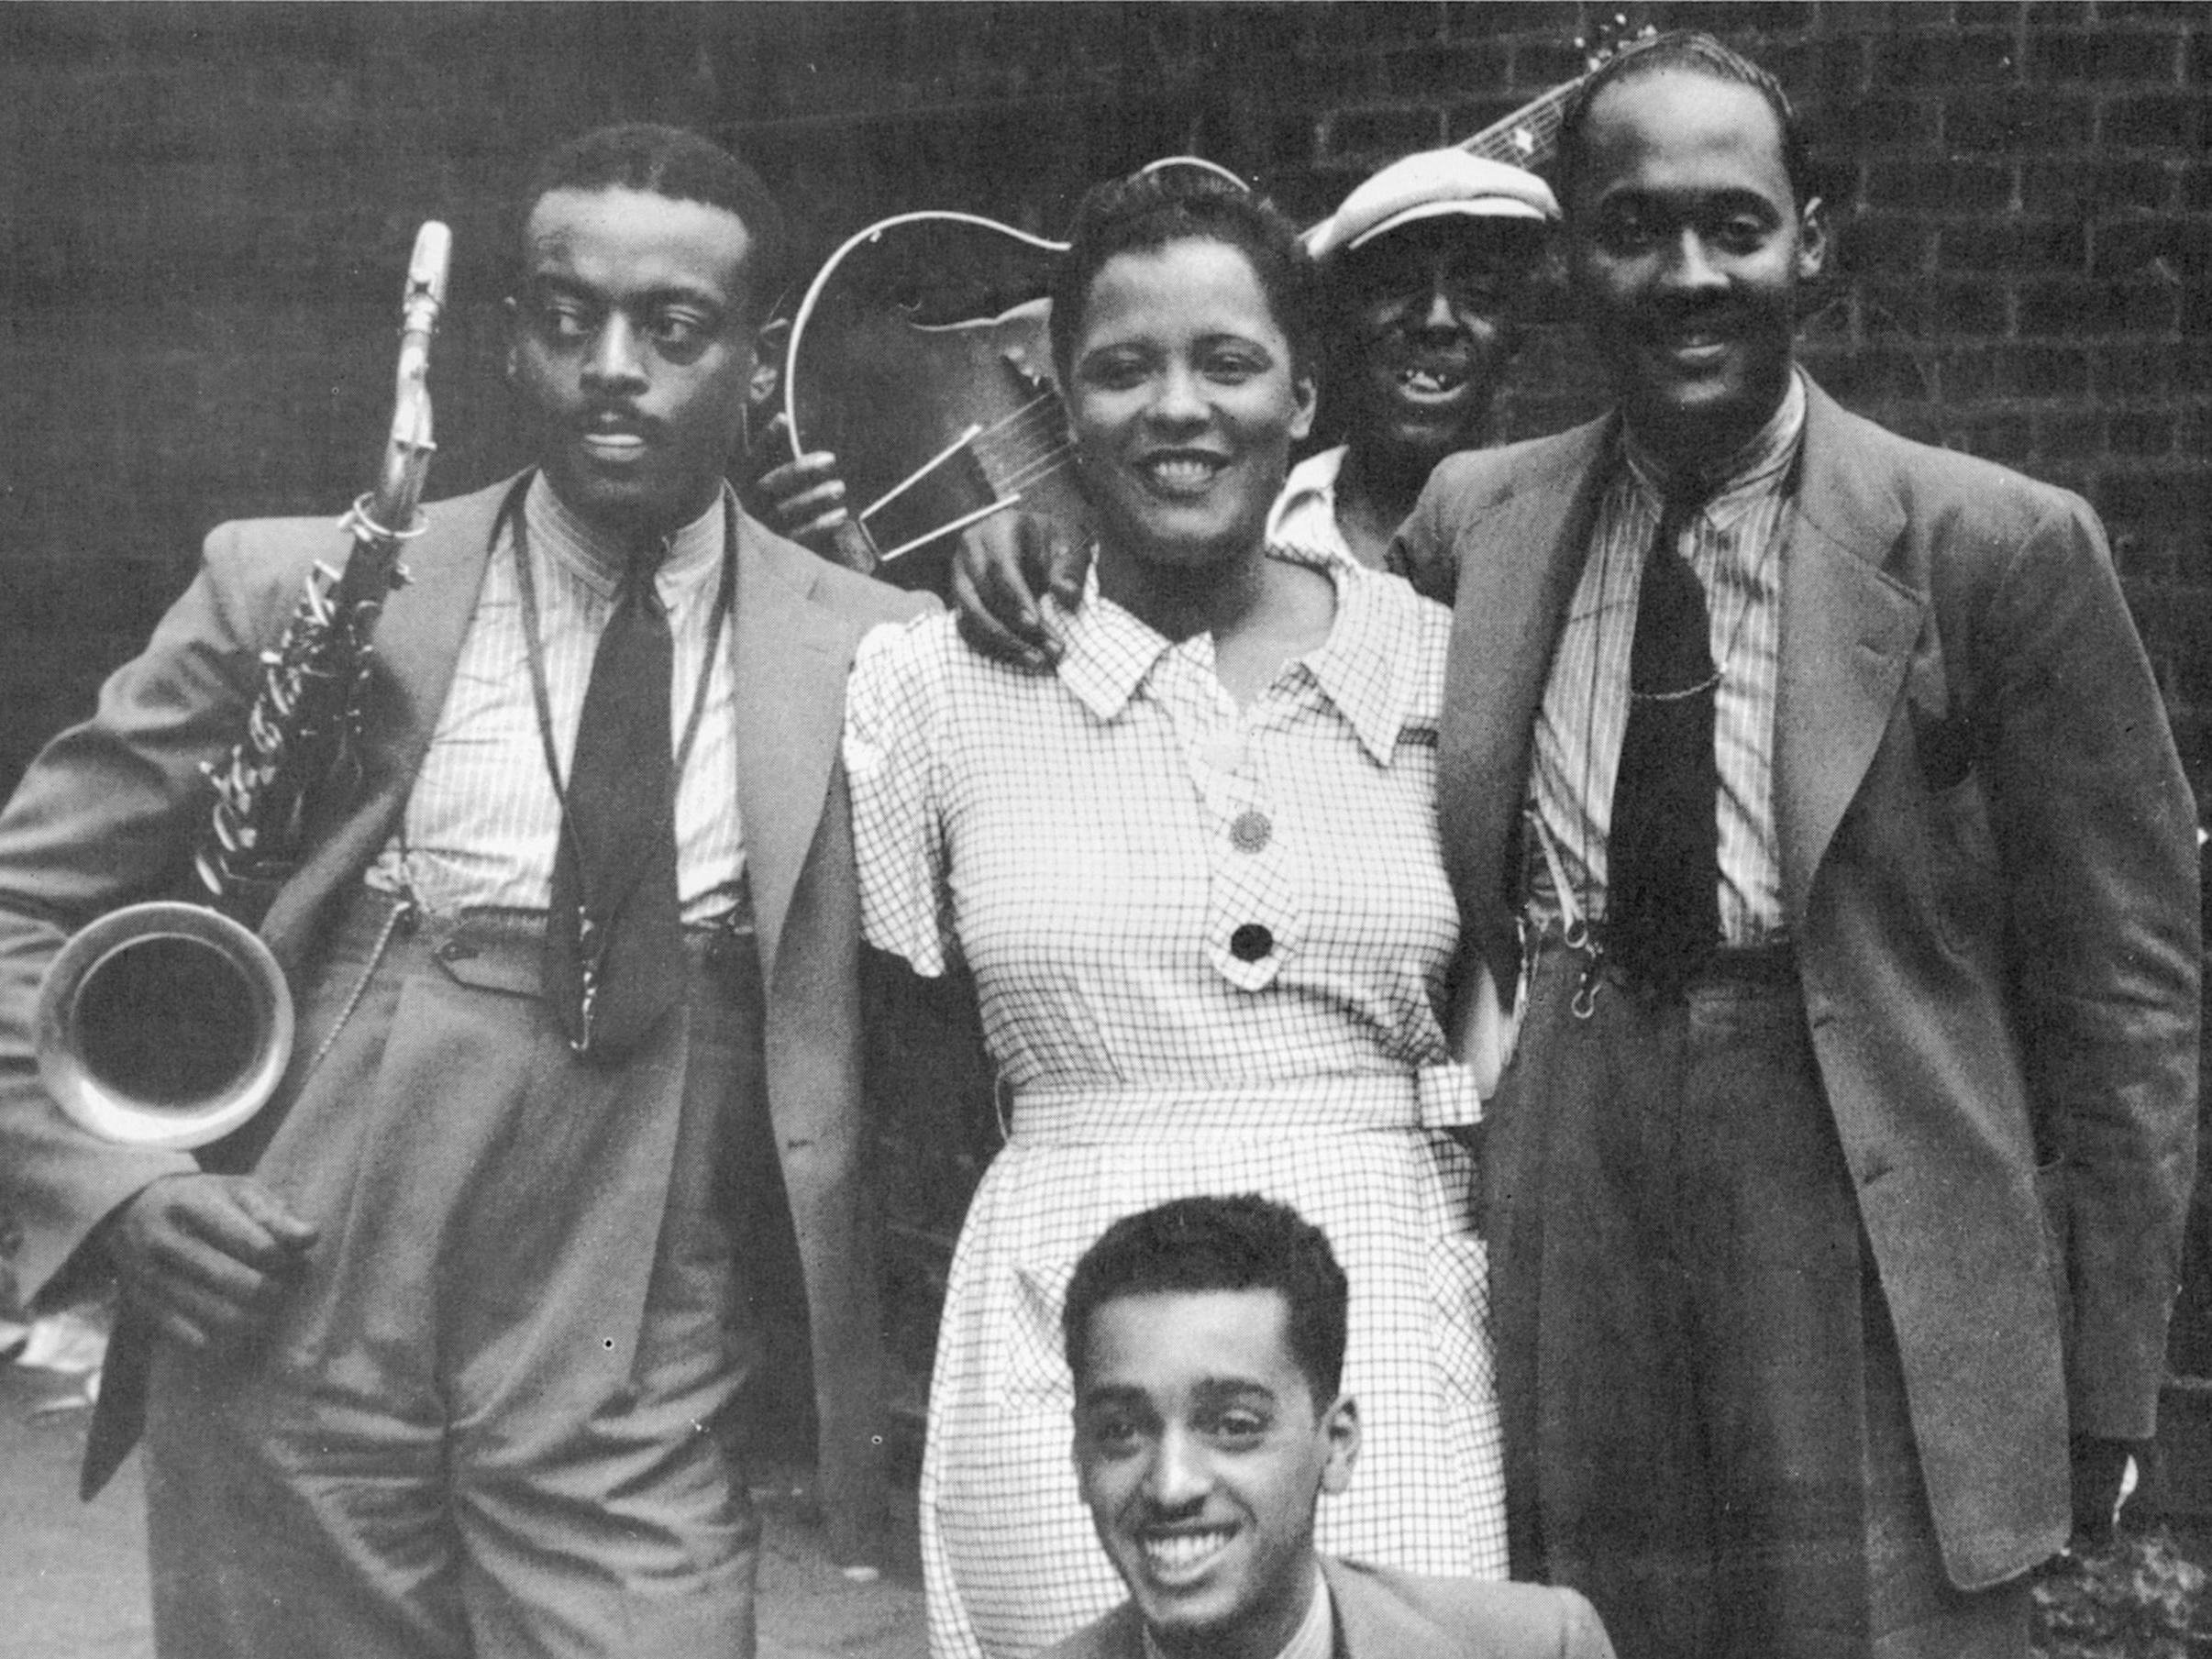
[1277,149,1559,571]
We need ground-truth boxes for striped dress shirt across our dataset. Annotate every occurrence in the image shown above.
[364,471,747,922]
[1526,371,1808,944]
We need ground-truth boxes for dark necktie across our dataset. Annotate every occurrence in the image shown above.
[544,555,684,1060]
[1605,484,1720,996]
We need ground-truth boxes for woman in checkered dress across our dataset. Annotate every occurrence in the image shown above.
[844,171,1506,1659]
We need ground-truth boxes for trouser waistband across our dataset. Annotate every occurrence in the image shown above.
[323,884,758,1004]
[1521,910,1798,1000]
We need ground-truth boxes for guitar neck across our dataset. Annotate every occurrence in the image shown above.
[1455,73,1585,171]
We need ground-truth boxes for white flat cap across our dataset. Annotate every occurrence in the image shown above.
[1305,149,1560,260]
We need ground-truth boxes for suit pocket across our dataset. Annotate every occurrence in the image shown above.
[431,938,544,999]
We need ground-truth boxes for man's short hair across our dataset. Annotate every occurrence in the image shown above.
[1556,31,1813,209]
[1061,1194,1349,1404]
[517,123,789,316]
[1046,168,1318,392]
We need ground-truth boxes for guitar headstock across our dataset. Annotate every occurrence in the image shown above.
[1577,10,1656,76]
[1461,8,1658,171]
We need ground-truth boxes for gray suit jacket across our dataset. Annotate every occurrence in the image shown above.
[1398,378,2200,1587]
[0,474,929,1548]
[1038,1555,1616,1659]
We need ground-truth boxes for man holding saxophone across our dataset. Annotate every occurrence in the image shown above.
[0,124,925,1658]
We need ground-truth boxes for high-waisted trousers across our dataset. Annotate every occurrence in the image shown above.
[143,890,769,1658]
[1487,933,2030,1659]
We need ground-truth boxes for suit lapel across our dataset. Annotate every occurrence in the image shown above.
[730,514,854,977]
[1772,385,1923,929]
[1439,418,1614,982]
[355,478,518,802]
[1322,1557,1467,1659]
[260,475,514,968]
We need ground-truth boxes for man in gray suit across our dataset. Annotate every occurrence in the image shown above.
[1399,32,2197,1659]
[1042,1194,1614,1659]
[0,124,927,1657]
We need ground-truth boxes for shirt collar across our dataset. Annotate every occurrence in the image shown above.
[1296,547,1426,765]
[1140,1561,1332,1659]
[1053,542,1421,765]
[1052,563,1178,724]
[1266,445,1350,556]
[1621,367,1807,517]
[525,471,726,603]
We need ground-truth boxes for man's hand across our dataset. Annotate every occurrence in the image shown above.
[949,511,1089,669]
[2068,1432,2140,1549]
[741,412,878,571]
[105,1173,317,1351]
[749,412,853,547]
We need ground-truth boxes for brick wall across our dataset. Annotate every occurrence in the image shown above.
[1,0,2206,1441]
[4,3,2203,782]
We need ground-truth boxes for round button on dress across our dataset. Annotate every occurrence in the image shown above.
[1229,810,1272,853]
[1229,923,1275,961]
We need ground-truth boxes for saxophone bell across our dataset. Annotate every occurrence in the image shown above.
[35,902,294,1151]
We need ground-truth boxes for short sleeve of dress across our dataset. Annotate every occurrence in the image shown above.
[844,613,959,977]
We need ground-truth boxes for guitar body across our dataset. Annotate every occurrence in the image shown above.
[784,213,1090,593]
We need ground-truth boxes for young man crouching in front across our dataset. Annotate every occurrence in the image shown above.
[1045,1194,1615,1659]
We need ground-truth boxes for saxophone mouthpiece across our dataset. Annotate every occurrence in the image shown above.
[407,221,452,313]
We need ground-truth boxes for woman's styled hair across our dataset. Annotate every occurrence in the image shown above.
[1046,167,1318,389]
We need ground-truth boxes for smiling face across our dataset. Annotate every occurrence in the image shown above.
[1072,1288,1356,1659]
[1568,69,1826,474]
[1066,238,1316,577]
[509,186,764,543]
[1333,218,1534,478]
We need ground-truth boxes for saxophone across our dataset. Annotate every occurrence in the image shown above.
[198,221,452,911]
[34,223,452,1151]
